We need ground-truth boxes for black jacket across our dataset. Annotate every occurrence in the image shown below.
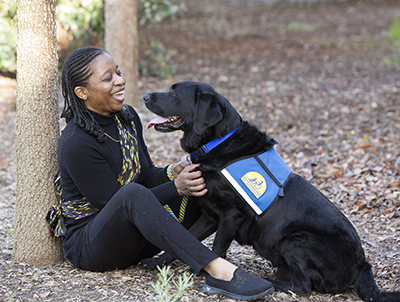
[57,105,179,266]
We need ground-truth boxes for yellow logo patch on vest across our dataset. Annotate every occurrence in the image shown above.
[241,171,267,199]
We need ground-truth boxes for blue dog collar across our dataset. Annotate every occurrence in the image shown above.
[189,122,243,162]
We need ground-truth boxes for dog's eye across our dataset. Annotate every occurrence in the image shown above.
[169,90,175,97]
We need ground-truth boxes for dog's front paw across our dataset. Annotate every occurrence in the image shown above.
[139,252,176,270]
[139,257,160,270]
[212,246,228,259]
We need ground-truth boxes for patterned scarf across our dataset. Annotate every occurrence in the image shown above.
[115,107,141,185]
[46,106,141,237]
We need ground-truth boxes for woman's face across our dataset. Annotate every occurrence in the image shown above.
[75,52,126,116]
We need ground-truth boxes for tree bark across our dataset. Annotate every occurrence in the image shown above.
[13,0,63,264]
[105,0,139,107]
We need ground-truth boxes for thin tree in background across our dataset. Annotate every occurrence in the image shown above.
[13,0,63,264]
[105,0,139,107]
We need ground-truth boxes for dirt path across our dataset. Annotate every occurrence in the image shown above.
[1,0,400,301]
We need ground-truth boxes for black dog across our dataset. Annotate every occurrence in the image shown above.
[143,81,400,302]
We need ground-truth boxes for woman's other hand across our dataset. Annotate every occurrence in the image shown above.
[174,164,207,197]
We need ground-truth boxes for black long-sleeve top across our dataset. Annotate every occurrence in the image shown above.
[57,105,180,266]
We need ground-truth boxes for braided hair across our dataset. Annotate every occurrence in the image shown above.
[61,46,134,142]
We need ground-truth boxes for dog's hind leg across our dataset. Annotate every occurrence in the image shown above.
[275,259,292,282]
[283,256,313,295]
[266,259,312,295]
[272,241,313,295]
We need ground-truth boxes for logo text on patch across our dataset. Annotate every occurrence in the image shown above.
[241,171,267,199]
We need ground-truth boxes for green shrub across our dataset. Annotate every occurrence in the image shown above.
[57,0,104,43]
[0,0,185,77]
[140,40,177,78]
[0,0,17,73]
[287,22,316,32]
[389,18,400,47]
[151,266,194,302]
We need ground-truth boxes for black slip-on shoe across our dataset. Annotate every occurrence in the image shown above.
[203,268,274,301]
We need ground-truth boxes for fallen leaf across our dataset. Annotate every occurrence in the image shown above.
[39,291,52,298]
[359,142,371,148]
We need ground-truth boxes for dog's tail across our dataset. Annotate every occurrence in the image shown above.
[354,263,400,302]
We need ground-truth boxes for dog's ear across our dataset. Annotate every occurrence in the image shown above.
[193,87,223,135]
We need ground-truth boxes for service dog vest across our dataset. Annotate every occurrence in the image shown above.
[220,149,292,215]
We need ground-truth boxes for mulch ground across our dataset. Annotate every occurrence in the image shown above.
[1,0,400,301]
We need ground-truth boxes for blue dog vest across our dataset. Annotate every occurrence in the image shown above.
[220,149,292,215]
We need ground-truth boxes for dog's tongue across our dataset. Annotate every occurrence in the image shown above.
[147,117,170,129]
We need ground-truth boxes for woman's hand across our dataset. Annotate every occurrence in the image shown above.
[174,164,208,197]
[170,160,190,178]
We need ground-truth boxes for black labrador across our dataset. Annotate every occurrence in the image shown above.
[143,81,400,302]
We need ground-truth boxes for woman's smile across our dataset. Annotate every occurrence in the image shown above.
[112,89,125,102]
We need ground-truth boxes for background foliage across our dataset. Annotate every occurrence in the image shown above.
[390,18,400,46]
[57,0,104,43]
[0,0,185,77]
[0,0,17,73]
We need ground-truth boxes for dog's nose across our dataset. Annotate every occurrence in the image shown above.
[143,94,152,103]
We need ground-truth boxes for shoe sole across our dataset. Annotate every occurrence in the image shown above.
[203,283,274,301]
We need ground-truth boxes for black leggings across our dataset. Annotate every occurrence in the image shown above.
[78,183,217,273]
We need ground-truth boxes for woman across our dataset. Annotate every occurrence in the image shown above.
[47,46,274,300]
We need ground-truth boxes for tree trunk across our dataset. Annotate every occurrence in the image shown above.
[105,0,139,107]
[13,0,63,264]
